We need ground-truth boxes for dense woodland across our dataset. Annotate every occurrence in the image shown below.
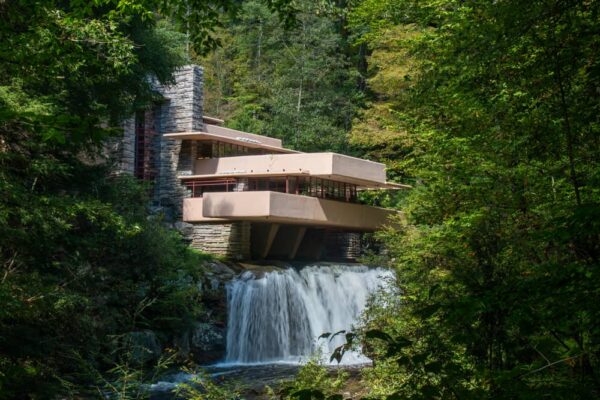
[1,0,599,399]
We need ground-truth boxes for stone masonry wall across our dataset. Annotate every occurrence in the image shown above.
[190,222,251,260]
[115,65,203,179]
[153,65,203,217]
[324,231,362,260]
[115,65,256,259]
[119,117,136,174]
[154,65,203,133]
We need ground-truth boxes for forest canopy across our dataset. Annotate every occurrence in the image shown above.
[201,0,600,398]
[0,0,292,397]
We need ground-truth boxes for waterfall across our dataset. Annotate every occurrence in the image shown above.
[224,264,392,365]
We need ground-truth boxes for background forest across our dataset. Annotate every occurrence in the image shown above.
[1,0,599,399]
[195,0,600,398]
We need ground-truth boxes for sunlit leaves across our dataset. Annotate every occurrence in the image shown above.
[278,359,349,400]
[198,0,360,152]
[346,0,600,398]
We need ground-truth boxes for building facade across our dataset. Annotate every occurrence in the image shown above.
[115,65,404,260]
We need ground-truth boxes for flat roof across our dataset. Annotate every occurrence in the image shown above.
[203,124,284,148]
[165,122,411,189]
[202,116,225,125]
[164,131,299,154]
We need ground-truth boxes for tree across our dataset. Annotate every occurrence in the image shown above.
[0,0,296,397]
[346,0,600,398]
[198,0,363,152]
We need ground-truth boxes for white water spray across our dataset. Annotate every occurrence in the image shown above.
[224,264,392,365]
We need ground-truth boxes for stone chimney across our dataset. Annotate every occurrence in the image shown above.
[155,65,204,133]
[153,65,204,216]
[116,65,205,217]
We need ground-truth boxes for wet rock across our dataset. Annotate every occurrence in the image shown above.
[174,221,195,237]
[191,323,225,350]
[190,322,226,363]
[203,261,238,290]
[127,330,162,363]
[207,261,237,277]
[209,277,220,291]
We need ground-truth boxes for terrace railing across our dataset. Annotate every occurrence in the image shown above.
[184,176,358,203]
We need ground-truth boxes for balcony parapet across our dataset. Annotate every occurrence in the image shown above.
[185,153,408,189]
[183,191,398,231]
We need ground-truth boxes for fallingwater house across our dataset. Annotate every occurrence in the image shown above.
[114,65,404,260]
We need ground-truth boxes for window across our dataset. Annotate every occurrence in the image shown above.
[134,110,146,179]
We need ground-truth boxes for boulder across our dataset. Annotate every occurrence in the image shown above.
[190,322,226,363]
[126,330,162,363]
[207,261,237,277]
[203,261,238,291]
[174,221,195,237]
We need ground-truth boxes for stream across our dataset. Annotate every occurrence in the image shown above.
[150,264,392,398]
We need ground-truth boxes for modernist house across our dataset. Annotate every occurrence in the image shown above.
[115,65,405,260]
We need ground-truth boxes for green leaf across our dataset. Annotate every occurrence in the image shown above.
[424,361,443,374]
[365,329,394,343]
[329,330,346,342]
[292,389,325,400]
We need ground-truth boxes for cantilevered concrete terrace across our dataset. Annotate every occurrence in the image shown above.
[183,152,406,189]
[163,122,405,232]
[183,191,395,231]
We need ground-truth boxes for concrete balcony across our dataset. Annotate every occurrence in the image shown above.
[188,153,405,188]
[183,191,396,231]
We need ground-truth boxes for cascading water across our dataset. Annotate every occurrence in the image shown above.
[224,264,392,365]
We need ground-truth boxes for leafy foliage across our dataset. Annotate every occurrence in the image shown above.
[176,369,243,400]
[275,358,348,400]
[2,0,599,398]
[197,0,364,152]
[0,1,221,397]
[0,160,209,396]
[345,0,600,398]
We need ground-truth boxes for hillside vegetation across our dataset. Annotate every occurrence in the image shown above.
[203,1,600,398]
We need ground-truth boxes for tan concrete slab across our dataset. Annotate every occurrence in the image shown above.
[163,132,298,154]
[183,191,397,231]
[189,153,393,187]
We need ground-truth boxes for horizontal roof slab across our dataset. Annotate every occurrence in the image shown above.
[164,124,299,154]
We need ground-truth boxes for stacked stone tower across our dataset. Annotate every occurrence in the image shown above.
[118,65,202,217]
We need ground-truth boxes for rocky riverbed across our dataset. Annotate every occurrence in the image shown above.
[149,363,370,400]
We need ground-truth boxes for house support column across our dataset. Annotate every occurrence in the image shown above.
[261,224,280,259]
[289,227,307,260]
